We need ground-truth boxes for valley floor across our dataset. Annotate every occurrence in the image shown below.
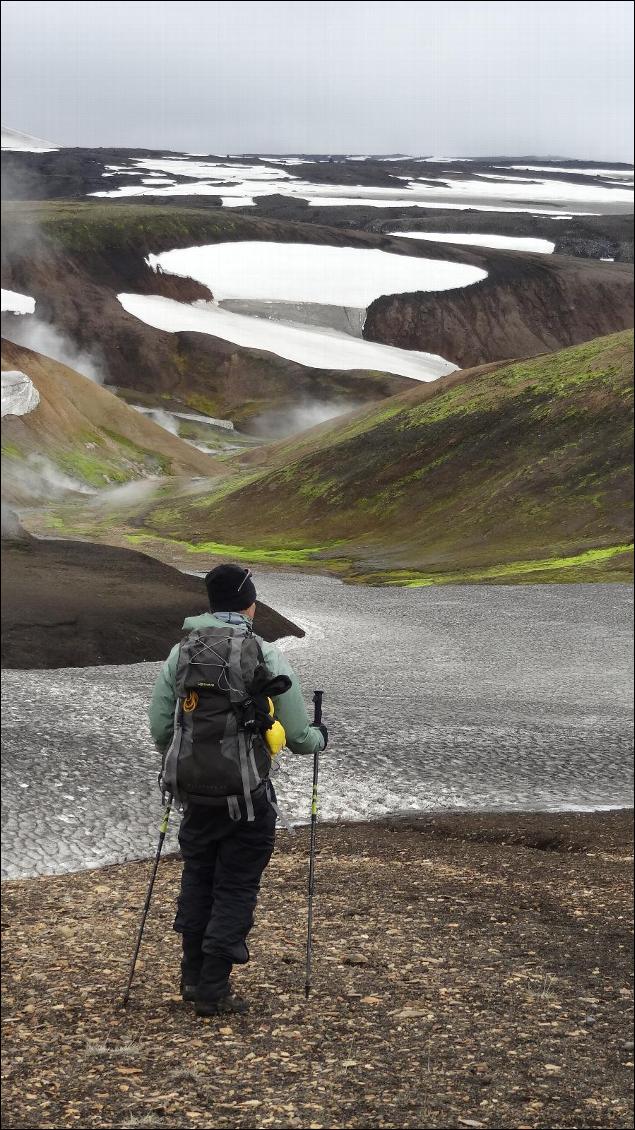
[1,811,633,1130]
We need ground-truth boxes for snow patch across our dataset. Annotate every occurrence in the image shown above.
[147,242,487,307]
[304,197,587,215]
[118,293,457,382]
[1,288,36,315]
[504,164,634,178]
[389,232,555,254]
[409,175,633,206]
[1,126,58,152]
[417,156,474,163]
[1,370,40,417]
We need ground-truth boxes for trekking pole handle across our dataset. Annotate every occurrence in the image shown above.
[312,690,323,726]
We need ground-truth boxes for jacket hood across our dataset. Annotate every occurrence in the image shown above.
[182,612,252,630]
[182,612,218,630]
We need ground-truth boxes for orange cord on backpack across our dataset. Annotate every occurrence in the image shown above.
[183,691,199,712]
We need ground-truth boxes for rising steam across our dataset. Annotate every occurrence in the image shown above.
[2,315,105,384]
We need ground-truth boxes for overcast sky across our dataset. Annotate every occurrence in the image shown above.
[1,0,633,159]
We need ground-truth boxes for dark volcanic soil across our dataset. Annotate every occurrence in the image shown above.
[0,534,302,668]
[1,811,633,1130]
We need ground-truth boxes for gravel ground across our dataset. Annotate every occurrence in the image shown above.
[1,811,633,1130]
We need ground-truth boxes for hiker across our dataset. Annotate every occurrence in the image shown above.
[149,563,327,1017]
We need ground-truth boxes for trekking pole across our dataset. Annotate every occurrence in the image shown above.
[121,792,172,1008]
[304,690,323,1000]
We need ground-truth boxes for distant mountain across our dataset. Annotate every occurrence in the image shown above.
[1,339,220,503]
[137,331,633,585]
[1,126,59,152]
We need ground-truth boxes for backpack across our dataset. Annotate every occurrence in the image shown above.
[161,625,290,820]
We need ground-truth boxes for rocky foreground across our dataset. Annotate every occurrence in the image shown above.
[1,811,633,1130]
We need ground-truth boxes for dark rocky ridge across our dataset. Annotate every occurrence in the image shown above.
[364,254,634,368]
[0,533,303,669]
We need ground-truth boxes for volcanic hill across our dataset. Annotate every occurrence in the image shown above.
[1,339,219,502]
[129,331,634,585]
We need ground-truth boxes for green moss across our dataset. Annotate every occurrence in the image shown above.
[383,544,634,587]
[183,392,223,418]
[125,533,330,566]
[1,441,23,458]
[102,429,172,474]
[56,449,134,486]
[401,333,633,430]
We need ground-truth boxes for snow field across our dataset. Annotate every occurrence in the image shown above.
[117,293,458,381]
[147,242,487,306]
[388,232,556,254]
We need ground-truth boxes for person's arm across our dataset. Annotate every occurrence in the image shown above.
[261,641,325,756]
[148,643,180,753]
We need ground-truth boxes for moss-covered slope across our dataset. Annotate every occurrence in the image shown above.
[137,331,634,584]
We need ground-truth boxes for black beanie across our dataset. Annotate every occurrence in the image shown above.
[205,563,257,612]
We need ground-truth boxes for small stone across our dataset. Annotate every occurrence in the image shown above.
[622,1040,634,1053]
[343,954,368,966]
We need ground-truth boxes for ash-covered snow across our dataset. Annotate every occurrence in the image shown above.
[2,577,632,879]
[147,242,487,306]
[1,370,40,417]
[1,287,36,315]
[389,232,555,254]
[118,293,457,381]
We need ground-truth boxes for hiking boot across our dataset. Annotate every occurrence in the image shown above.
[180,932,205,1001]
[195,991,249,1017]
[180,978,199,1003]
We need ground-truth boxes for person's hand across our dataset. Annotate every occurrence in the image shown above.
[312,722,328,748]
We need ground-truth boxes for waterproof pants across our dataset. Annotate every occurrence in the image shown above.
[174,783,276,997]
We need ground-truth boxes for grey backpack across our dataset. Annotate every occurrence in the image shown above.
[161,625,281,820]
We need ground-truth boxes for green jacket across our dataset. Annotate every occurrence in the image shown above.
[148,611,324,757]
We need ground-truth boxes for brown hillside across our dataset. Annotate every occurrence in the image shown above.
[364,255,634,367]
[1,340,221,493]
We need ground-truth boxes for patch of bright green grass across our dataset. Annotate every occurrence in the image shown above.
[125,533,330,566]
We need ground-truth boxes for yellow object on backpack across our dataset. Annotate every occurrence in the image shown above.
[264,696,286,756]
